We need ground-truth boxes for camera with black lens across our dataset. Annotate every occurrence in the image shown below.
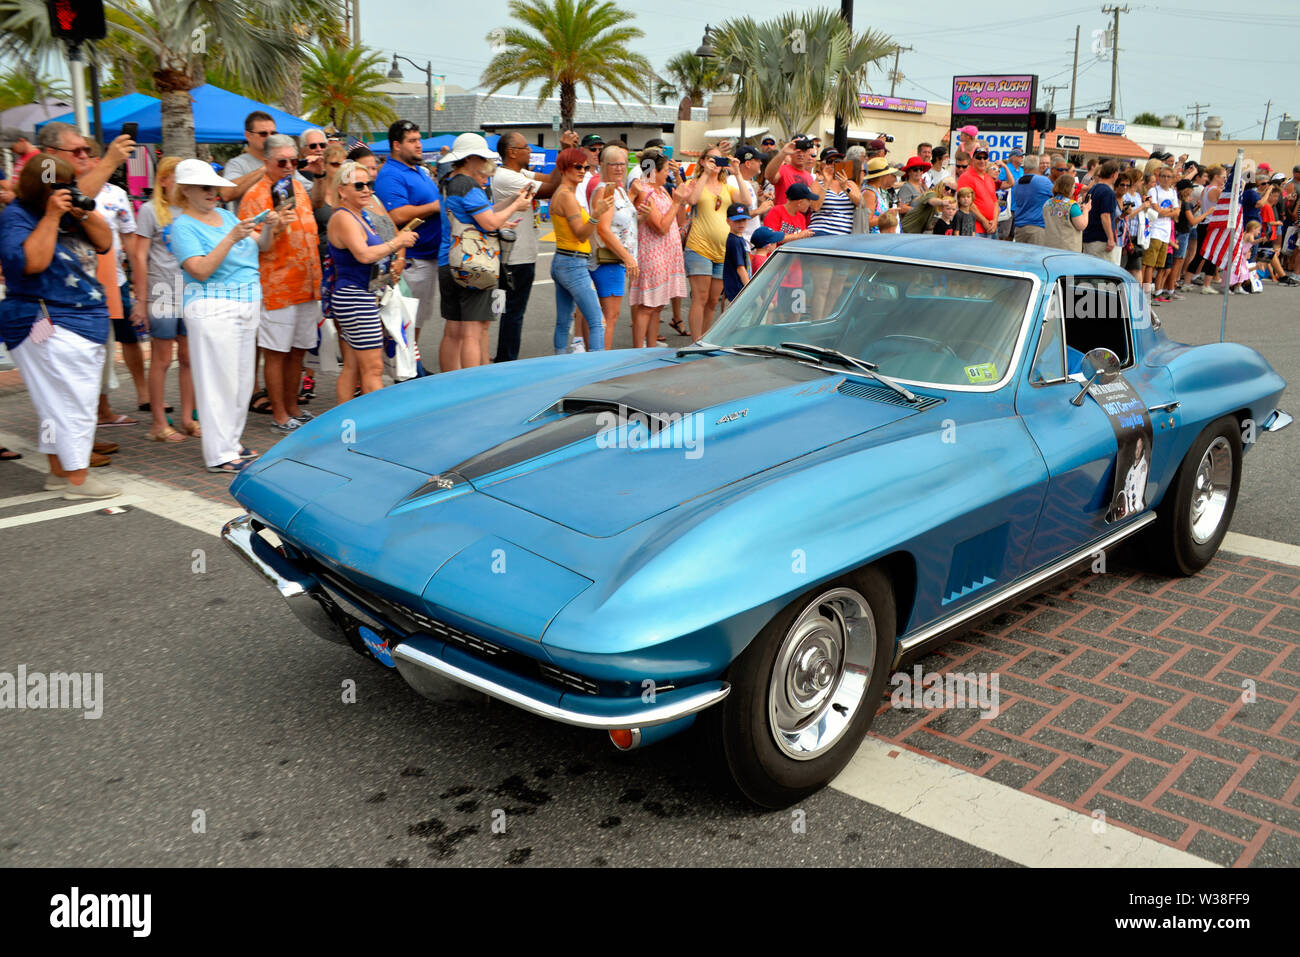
[52,184,97,212]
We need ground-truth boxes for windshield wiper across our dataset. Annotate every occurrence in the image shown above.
[778,341,920,403]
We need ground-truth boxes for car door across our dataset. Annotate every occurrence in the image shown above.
[1016,275,1178,568]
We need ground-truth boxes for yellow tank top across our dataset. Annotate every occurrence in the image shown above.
[553,198,591,254]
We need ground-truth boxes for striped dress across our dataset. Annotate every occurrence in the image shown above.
[808,188,855,235]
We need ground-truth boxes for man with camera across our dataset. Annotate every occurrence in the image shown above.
[238,134,321,436]
[763,137,819,207]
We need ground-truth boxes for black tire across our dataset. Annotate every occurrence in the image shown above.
[1145,415,1242,576]
[702,566,896,809]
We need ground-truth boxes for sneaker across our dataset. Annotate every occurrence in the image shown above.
[1280,275,1300,286]
[569,337,586,354]
[44,475,68,491]
[1229,285,1245,295]
[1190,275,1206,285]
[270,417,301,435]
[1200,283,1219,295]
[62,475,121,500]
[1168,291,1185,300]
[295,410,315,422]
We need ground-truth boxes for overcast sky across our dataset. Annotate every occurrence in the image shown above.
[360,0,1297,138]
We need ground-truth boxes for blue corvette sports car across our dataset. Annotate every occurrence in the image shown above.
[224,236,1290,807]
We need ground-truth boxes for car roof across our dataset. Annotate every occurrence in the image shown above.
[790,234,1134,284]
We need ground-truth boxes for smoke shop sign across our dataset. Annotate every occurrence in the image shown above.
[952,75,1036,116]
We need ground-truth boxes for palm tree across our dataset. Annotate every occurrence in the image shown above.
[302,45,397,135]
[480,0,652,132]
[656,51,730,108]
[715,9,895,141]
[0,65,70,110]
[0,0,340,154]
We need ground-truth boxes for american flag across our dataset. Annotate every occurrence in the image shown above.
[1201,165,1245,272]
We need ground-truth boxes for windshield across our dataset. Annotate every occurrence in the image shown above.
[705,251,1035,388]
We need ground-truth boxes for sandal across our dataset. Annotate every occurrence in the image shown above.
[0,447,21,461]
[138,402,174,413]
[148,426,186,443]
[206,460,247,474]
[97,413,138,427]
[178,420,202,438]
[669,317,688,336]
[249,389,273,414]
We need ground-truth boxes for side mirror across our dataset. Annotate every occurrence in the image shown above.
[1071,347,1122,406]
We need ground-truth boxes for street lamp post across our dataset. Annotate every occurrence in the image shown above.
[696,26,745,145]
[388,54,436,132]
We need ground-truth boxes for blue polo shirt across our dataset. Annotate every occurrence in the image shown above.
[0,202,110,349]
[438,174,493,268]
[1011,174,1053,228]
[374,158,441,260]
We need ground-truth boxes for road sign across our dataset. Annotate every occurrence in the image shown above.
[1057,134,1081,150]
[551,115,560,132]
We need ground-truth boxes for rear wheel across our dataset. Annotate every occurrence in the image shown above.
[1145,415,1242,575]
[703,567,895,808]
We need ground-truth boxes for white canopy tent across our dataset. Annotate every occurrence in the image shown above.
[705,126,769,139]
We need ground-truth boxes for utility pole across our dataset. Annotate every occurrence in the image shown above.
[1101,5,1128,117]
[1261,99,1272,140]
[833,0,853,154]
[1186,102,1210,130]
[1068,25,1080,119]
[888,44,914,97]
[352,1,362,47]
[1043,84,1065,112]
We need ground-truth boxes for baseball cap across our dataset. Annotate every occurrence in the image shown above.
[0,126,31,148]
[580,133,605,148]
[641,137,665,150]
[760,136,777,146]
[1009,147,1025,158]
[785,182,817,201]
[750,226,783,250]
[866,138,887,152]
[1258,162,1272,172]
[734,144,766,164]
[726,202,751,221]
[958,125,979,138]
[1271,172,1286,182]
[819,147,843,162]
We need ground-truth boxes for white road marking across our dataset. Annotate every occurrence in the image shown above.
[832,738,1216,867]
[0,490,65,508]
[1222,531,1300,568]
[0,495,142,529]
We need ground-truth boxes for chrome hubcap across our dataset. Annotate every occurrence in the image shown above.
[768,587,876,761]
[1190,437,1232,544]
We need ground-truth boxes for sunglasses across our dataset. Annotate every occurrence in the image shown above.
[348,182,373,192]
[251,130,278,137]
[305,143,326,150]
[956,164,969,170]
[973,153,989,159]
[273,158,296,167]
[943,186,956,194]
[571,164,591,172]
[328,161,342,167]
[50,146,91,158]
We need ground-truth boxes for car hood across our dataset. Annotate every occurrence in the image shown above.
[351,354,926,536]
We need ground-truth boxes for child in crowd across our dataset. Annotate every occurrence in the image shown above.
[749,226,782,275]
[1229,220,1263,294]
[722,203,752,307]
[876,209,898,233]
[936,187,978,236]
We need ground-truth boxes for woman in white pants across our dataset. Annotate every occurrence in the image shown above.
[166,160,263,474]
[0,154,119,499]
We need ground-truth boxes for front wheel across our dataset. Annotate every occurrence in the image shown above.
[703,567,896,808]
[1145,415,1242,575]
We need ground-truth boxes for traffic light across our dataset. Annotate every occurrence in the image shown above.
[45,0,107,43]
[1027,111,1058,133]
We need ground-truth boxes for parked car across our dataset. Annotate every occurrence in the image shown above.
[224,235,1291,807]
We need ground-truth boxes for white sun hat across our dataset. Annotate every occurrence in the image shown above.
[445,133,499,163]
[174,158,235,188]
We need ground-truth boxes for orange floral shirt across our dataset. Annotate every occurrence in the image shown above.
[238,175,321,310]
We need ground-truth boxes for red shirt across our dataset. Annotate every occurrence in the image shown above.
[772,164,815,207]
[762,205,807,286]
[957,167,998,233]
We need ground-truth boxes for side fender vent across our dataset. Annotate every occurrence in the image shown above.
[943,524,1010,605]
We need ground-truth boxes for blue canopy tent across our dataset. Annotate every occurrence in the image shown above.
[36,92,160,133]
[367,133,497,156]
[54,85,315,143]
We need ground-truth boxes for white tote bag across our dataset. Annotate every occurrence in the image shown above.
[379,285,419,382]
[304,311,340,375]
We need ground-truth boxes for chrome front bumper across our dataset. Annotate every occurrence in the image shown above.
[220,514,730,730]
